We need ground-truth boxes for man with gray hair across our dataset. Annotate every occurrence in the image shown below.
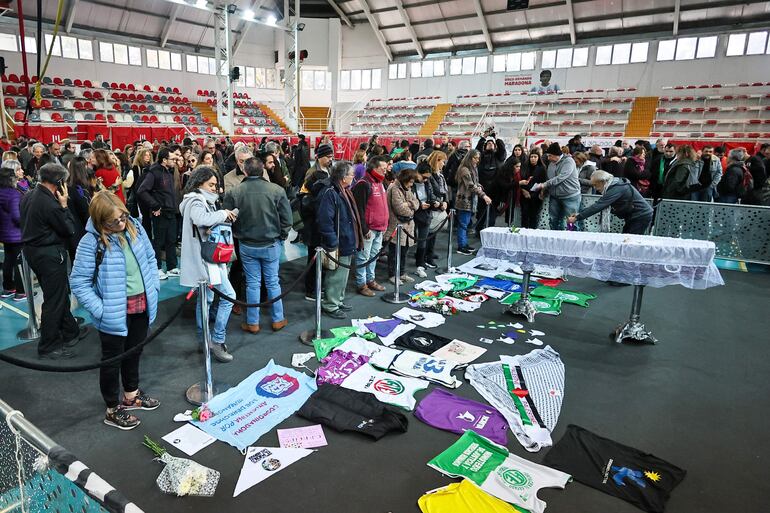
[568,170,653,235]
[223,146,253,193]
[21,163,86,359]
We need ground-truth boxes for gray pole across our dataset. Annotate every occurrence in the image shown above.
[300,247,330,345]
[441,209,455,273]
[186,281,229,405]
[16,254,40,342]
[382,225,409,304]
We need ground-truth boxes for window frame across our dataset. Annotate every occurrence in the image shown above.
[78,39,93,60]
[99,41,114,63]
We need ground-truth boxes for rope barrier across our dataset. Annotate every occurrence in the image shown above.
[321,245,389,271]
[208,253,316,307]
[0,296,189,373]
[401,212,452,243]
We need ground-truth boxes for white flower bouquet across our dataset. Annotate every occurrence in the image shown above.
[143,436,220,497]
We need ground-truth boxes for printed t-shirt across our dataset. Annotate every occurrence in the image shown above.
[418,479,527,513]
[415,389,509,445]
[316,350,370,386]
[340,364,428,410]
[394,329,452,355]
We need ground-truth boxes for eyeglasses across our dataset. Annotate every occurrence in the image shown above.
[105,213,128,229]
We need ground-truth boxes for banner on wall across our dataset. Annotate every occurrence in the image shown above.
[503,69,561,94]
[504,74,533,89]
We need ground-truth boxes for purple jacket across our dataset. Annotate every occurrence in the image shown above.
[0,187,23,243]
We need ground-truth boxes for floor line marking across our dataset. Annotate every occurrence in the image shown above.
[0,300,30,318]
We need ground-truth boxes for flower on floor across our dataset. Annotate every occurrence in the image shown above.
[191,405,214,422]
[143,436,220,497]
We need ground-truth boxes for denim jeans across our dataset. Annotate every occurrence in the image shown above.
[690,188,714,202]
[355,230,383,287]
[548,195,582,231]
[196,265,235,345]
[456,209,473,248]
[240,241,285,325]
[323,255,351,312]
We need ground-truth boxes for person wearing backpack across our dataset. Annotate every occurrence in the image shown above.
[717,148,749,204]
[180,167,239,362]
[70,190,160,430]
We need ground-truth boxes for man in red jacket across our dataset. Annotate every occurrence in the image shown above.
[351,156,389,297]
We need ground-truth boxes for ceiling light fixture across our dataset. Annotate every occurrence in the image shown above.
[266,14,277,25]
[195,0,207,8]
[243,9,255,20]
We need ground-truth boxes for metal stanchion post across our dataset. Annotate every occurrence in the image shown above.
[440,209,455,273]
[382,225,410,304]
[614,285,658,344]
[186,280,230,406]
[504,262,537,323]
[16,254,40,342]
[300,247,332,345]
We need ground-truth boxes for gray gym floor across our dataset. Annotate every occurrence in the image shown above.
[0,233,767,513]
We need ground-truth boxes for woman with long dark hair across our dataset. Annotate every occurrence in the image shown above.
[70,191,160,430]
[67,156,94,261]
[0,165,26,300]
[179,166,238,363]
[519,152,548,229]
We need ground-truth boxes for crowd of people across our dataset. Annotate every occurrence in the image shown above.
[0,131,769,429]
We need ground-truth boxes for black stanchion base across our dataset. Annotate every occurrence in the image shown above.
[298,329,334,346]
[16,327,40,343]
[382,292,410,304]
[185,381,231,406]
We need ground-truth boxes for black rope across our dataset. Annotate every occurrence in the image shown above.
[401,212,452,243]
[321,244,389,271]
[208,253,316,307]
[0,296,189,373]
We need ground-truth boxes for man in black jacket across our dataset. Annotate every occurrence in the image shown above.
[649,143,676,202]
[21,163,84,358]
[137,148,179,280]
[292,135,311,188]
[474,136,506,231]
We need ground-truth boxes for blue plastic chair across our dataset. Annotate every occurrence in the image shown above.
[16,98,27,108]
[63,78,73,86]
[84,113,94,120]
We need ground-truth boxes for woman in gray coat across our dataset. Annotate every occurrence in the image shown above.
[179,166,238,363]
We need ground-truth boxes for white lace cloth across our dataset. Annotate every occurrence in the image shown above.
[479,228,724,289]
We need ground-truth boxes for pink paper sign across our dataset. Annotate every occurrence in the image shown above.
[277,425,328,449]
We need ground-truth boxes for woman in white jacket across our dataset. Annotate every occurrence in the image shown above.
[179,166,238,363]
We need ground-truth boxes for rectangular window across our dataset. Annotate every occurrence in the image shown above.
[78,39,93,60]
[450,58,462,75]
[657,39,676,61]
[60,36,78,59]
[411,62,422,78]
[461,57,474,75]
[359,69,369,89]
[20,36,36,54]
[246,66,256,87]
[372,68,382,88]
[541,50,556,69]
[198,55,209,74]
[726,33,746,56]
[572,47,588,67]
[170,52,182,71]
[113,43,128,65]
[186,54,197,72]
[422,61,433,78]
[157,50,170,69]
[555,48,572,68]
[255,68,266,88]
[128,46,142,66]
[266,69,277,88]
[388,64,397,80]
[630,42,648,63]
[475,56,487,74]
[209,58,217,75]
[696,36,717,58]
[521,51,536,70]
[433,60,444,76]
[99,41,114,62]
[340,70,351,90]
[45,34,61,56]
[595,45,612,65]
[507,52,521,71]
[147,49,158,68]
[351,69,361,90]
[301,69,313,90]
[674,37,696,60]
[0,33,17,52]
[612,43,631,64]
[397,62,407,79]
[493,54,506,72]
[746,31,768,55]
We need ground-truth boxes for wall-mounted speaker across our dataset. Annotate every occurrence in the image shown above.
[507,0,529,10]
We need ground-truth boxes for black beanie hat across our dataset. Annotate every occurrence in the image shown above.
[545,142,562,156]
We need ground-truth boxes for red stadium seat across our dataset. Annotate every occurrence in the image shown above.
[173,115,182,123]
[14,111,24,121]
[8,74,19,83]
[95,113,105,121]
[128,84,136,91]
[53,77,63,85]
[93,91,103,100]
[107,114,116,123]
[4,98,15,108]
[141,115,149,123]
[84,101,94,110]
[4,85,17,95]
[128,93,137,101]
[150,115,158,123]
[84,80,93,88]
[110,82,118,89]
[119,83,127,90]
[84,91,93,99]
[111,92,120,100]
[51,112,64,122]
[41,99,51,108]
[73,100,83,109]
[143,85,151,92]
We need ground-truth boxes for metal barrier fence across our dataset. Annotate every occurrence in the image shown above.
[535,194,654,233]
[652,199,770,265]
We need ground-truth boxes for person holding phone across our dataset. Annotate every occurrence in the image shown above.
[20,163,87,359]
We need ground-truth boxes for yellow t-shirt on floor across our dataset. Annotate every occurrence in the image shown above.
[418,479,529,513]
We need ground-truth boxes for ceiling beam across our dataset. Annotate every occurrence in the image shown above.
[358,0,392,61]
[565,0,576,44]
[470,0,493,52]
[673,0,681,36]
[160,4,181,48]
[65,0,80,33]
[231,0,267,57]
[77,0,242,33]
[326,0,353,28]
[393,0,424,58]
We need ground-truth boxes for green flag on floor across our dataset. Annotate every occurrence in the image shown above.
[530,286,596,308]
[313,326,360,359]
[501,293,562,315]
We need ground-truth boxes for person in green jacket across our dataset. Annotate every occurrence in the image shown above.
[662,145,698,200]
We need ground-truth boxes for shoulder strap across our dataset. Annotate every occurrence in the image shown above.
[92,233,105,286]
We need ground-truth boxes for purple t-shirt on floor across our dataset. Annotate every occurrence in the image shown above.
[316,350,370,386]
[364,319,403,338]
[414,389,509,445]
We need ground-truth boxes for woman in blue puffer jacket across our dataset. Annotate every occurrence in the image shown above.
[70,190,160,431]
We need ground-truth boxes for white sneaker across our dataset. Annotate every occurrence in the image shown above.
[415,266,427,278]
[158,269,168,280]
[400,274,415,283]
[389,276,403,285]
[165,268,180,277]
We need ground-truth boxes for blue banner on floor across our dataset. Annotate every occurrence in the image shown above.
[192,360,317,451]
